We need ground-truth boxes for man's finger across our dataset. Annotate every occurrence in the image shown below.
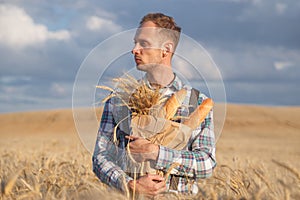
[156,182,167,194]
[152,179,167,195]
[147,174,165,182]
[125,135,140,141]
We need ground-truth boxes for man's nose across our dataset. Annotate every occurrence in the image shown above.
[132,44,141,55]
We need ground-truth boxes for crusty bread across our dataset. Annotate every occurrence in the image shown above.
[183,98,214,130]
[161,88,187,120]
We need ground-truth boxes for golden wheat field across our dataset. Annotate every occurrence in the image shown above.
[0,104,300,199]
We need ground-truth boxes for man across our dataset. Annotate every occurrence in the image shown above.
[93,13,216,196]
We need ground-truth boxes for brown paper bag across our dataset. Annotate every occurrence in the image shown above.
[130,115,193,174]
[131,115,193,150]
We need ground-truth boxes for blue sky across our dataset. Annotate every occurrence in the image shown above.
[0,0,299,113]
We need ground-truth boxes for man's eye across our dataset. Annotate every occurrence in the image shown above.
[140,42,147,47]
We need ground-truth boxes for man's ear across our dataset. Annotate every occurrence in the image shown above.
[162,41,174,53]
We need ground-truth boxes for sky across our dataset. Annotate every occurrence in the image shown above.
[0,0,299,113]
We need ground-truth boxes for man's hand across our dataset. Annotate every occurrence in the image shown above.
[128,174,166,196]
[126,135,159,162]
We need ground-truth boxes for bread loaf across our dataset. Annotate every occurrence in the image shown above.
[183,98,213,130]
[160,88,187,120]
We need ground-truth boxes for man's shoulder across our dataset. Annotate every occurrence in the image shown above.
[104,95,123,105]
[182,85,209,102]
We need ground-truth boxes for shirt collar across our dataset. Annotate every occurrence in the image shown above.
[167,73,182,91]
[143,73,183,92]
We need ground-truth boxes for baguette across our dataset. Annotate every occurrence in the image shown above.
[183,98,214,130]
[161,88,187,120]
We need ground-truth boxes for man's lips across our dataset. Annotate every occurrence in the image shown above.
[135,57,142,64]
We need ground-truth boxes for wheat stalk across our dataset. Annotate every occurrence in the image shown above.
[133,167,137,200]
[97,74,164,116]
[164,163,180,180]
[3,169,23,195]
[121,174,130,200]
[272,159,300,181]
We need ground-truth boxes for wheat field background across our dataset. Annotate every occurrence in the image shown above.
[0,104,299,199]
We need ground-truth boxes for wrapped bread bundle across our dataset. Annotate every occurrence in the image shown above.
[131,88,214,149]
[130,88,213,175]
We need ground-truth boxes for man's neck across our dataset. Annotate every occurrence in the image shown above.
[146,66,175,88]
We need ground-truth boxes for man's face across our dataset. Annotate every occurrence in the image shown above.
[132,21,164,71]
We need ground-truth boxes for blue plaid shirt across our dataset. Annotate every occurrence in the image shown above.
[92,74,216,194]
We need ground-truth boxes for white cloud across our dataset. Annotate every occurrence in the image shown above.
[50,83,67,97]
[174,36,224,82]
[86,15,122,33]
[275,3,287,15]
[172,58,195,80]
[237,0,299,22]
[251,0,262,6]
[274,61,293,71]
[208,44,300,80]
[0,4,71,49]
[0,75,31,84]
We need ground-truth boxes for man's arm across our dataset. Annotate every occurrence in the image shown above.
[92,99,133,192]
[93,99,167,195]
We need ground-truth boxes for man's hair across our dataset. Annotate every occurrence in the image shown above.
[139,13,181,52]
